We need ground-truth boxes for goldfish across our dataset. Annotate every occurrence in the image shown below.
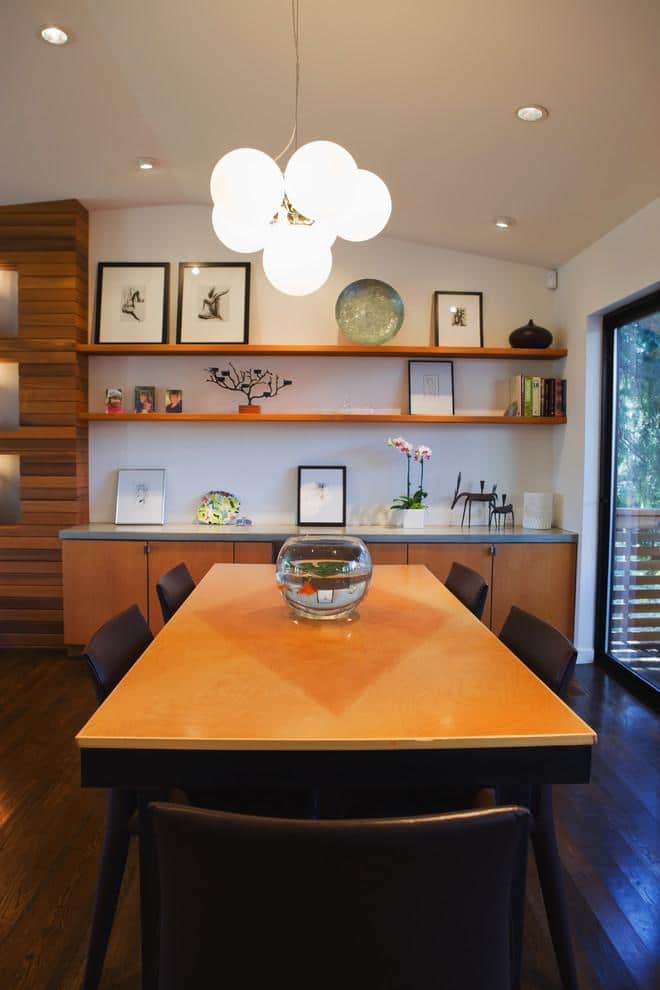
[299,581,316,596]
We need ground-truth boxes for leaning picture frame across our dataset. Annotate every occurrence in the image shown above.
[176,262,250,344]
[94,262,169,344]
[433,290,483,348]
[408,360,455,416]
[115,468,166,525]
[297,466,347,527]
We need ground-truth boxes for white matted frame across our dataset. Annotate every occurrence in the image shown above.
[177,262,250,344]
[433,290,483,348]
[115,468,166,525]
[95,263,169,344]
[297,466,347,526]
[408,360,455,416]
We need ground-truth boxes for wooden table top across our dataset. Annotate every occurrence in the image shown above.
[76,565,596,752]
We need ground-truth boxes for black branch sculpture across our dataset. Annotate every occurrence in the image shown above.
[205,364,293,407]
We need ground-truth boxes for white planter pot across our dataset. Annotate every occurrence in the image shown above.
[392,508,426,529]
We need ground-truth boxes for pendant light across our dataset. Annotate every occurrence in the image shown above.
[209,0,392,296]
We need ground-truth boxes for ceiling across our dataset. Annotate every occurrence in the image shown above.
[2,0,659,267]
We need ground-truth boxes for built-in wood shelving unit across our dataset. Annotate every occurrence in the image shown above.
[78,343,567,360]
[82,413,566,425]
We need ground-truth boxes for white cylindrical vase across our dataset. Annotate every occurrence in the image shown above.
[522,492,553,529]
[392,508,426,529]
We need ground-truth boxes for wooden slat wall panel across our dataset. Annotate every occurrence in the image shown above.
[0,200,88,650]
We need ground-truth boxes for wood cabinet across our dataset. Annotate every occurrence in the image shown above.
[234,542,274,564]
[368,543,408,565]
[408,541,576,637]
[63,541,149,646]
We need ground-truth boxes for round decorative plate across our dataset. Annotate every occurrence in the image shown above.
[196,491,240,525]
[335,278,404,345]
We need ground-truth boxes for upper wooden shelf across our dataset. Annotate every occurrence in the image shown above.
[77,343,567,360]
[82,413,566,425]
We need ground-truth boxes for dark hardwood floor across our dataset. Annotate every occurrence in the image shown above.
[0,653,658,989]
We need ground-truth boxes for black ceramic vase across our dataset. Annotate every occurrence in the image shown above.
[509,319,553,349]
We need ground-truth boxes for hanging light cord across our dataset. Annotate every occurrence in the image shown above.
[275,0,300,163]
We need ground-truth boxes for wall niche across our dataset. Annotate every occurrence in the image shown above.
[0,270,18,337]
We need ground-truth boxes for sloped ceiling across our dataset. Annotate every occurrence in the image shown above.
[2,0,659,266]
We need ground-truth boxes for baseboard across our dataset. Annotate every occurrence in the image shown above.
[577,648,594,664]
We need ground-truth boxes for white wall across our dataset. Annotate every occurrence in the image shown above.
[554,197,660,661]
[88,205,561,528]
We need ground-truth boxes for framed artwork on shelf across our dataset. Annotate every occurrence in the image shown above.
[134,386,156,414]
[115,468,166,525]
[297,466,347,526]
[165,387,183,413]
[176,262,250,344]
[94,263,169,344]
[433,290,483,348]
[408,360,455,415]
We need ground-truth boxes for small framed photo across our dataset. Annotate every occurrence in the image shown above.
[297,466,347,527]
[434,291,483,348]
[94,263,169,344]
[115,468,166,525]
[408,360,455,416]
[105,388,123,414]
[177,262,250,344]
[165,387,183,413]
[134,386,156,414]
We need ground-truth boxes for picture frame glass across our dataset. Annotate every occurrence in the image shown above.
[96,264,168,344]
[115,468,166,525]
[178,263,249,344]
[409,361,454,415]
[434,291,483,347]
[298,467,346,526]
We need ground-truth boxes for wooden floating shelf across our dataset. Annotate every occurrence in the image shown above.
[77,343,567,360]
[82,413,566,425]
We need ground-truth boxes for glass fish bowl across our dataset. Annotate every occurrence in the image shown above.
[275,535,372,620]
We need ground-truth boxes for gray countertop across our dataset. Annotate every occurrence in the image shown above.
[59,523,577,544]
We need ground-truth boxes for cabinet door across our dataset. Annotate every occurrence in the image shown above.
[491,543,577,638]
[407,543,493,626]
[63,540,148,646]
[369,543,408,565]
[148,541,234,633]
[234,542,274,563]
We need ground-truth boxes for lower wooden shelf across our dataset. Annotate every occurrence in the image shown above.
[81,413,566,425]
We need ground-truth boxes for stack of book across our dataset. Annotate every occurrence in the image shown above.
[510,375,567,417]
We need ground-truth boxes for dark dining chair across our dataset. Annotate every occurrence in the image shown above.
[156,562,196,623]
[445,561,489,620]
[81,604,153,990]
[499,605,579,990]
[151,802,531,990]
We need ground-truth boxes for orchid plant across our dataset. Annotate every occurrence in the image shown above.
[386,437,432,510]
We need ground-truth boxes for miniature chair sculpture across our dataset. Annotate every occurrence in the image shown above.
[499,606,579,990]
[156,562,196,623]
[445,561,489,620]
[81,604,153,990]
[151,803,530,990]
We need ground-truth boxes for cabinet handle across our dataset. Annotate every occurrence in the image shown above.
[489,545,496,557]
[144,542,150,555]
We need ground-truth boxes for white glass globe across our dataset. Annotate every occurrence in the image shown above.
[284,140,358,222]
[263,221,332,296]
[335,170,392,242]
[210,148,284,225]
[211,205,271,254]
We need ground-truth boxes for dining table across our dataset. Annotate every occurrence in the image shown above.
[77,563,596,990]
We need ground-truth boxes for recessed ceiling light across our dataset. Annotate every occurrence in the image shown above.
[136,157,156,171]
[516,105,548,122]
[191,266,201,276]
[40,26,69,45]
[494,216,516,229]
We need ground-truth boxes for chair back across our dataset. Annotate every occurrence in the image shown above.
[500,606,577,699]
[445,561,489,619]
[83,604,153,704]
[156,562,196,623]
[151,803,530,990]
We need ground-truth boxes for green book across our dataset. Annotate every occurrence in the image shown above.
[523,376,533,416]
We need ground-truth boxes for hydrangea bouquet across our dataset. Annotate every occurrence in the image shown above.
[386,437,432,509]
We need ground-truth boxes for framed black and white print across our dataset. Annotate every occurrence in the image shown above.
[94,263,169,344]
[408,360,455,416]
[115,468,166,525]
[297,466,347,526]
[176,262,250,344]
[433,291,483,348]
